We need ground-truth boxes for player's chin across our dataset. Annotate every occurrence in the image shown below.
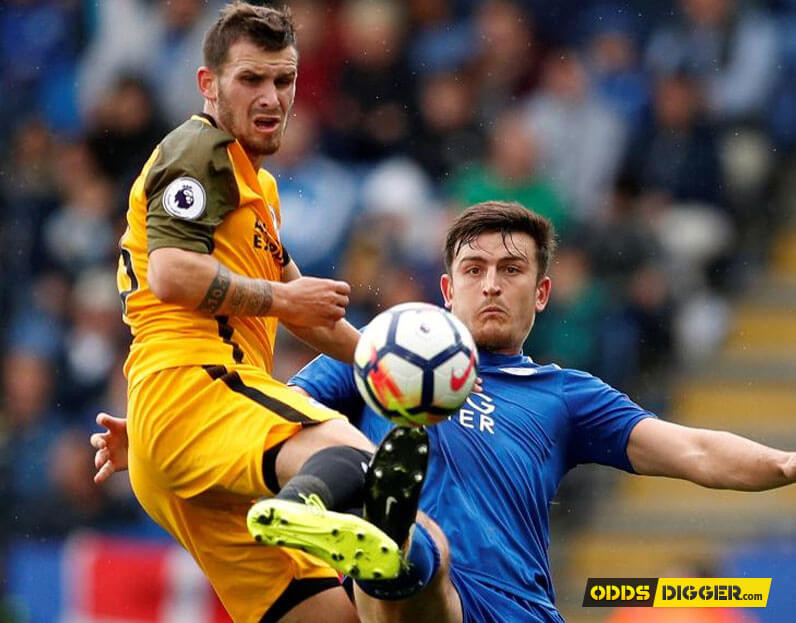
[471,324,511,350]
[259,135,282,154]
[246,135,281,157]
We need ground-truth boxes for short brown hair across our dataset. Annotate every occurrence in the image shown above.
[203,2,296,71]
[444,201,556,279]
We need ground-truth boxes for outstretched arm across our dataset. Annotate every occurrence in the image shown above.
[627,417,796,491]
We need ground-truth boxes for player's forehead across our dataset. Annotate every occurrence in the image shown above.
[455,230,536,264]
[222,39,298,75]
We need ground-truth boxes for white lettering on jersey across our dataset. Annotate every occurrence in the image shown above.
[480,414,495,434]
[451,392,496,434]
[458,409,475,429]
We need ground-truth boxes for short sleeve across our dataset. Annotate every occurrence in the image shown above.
[564,369,656,472]
[290,355,365,425]
[145,121,238,254]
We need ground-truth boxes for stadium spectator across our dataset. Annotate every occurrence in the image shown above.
[524,49,628,218]
[0,347,66,537]
[269,107,360,279]
[78,0,223,126]
[446,108,570,235]
[326,0,415,161]
[286,0,344,123]
[85,74,170,189]
[41,176,118,280]
[582,179,674,389]
[0,120,61,313]
[59,270,126,416]
[582,8,650,133]
[645,0,779,124]
[623,71,723,205]
[0,0,84,139]
[405,0,473,76]
[411,71,486,182]
[470,0,542,122]
[524,244,608,374]
[36,430,142,537]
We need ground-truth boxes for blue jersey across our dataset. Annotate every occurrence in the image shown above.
[291,350,654,615]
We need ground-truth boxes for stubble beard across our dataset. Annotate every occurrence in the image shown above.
[471,321,513,354]
[217,92,282,160]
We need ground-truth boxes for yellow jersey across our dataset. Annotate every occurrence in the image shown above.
[118,114,289,388]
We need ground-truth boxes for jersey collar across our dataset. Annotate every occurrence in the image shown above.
[477,350,533,369]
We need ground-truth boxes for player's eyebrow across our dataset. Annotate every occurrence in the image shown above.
[457,254,528,264]
[236,66,296,78]
[498,254,529,263]
[456,254,488,265]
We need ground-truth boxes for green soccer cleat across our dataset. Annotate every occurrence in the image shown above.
[246,494,405,580]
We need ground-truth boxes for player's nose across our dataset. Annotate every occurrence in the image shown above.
[256,81,280,109]
[482,268,501,296]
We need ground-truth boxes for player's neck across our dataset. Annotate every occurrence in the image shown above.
[480,345,524,356]
[201,107,264,170]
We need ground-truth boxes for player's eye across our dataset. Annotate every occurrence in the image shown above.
[276,76,295,87]
[505,265,520,274]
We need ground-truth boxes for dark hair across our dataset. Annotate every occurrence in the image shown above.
[444,201,556,279]
[203,2,296,71]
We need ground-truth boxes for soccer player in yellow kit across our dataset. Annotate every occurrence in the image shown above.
[115,4,414,622]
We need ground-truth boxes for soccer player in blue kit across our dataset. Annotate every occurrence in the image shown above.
[93,201,796,623]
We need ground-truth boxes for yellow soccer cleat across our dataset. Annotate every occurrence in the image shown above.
[247,494,405,580]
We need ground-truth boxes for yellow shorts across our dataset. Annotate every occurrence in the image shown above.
[127,364,346,623]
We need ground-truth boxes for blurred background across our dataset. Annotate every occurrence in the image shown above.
[1,0,795,621]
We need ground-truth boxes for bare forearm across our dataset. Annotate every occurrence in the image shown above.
[686,430,795,491]
[284,318,359,364]
[149,247,350,328]
[197,262,274,316]
[149,248,275,316]
[628,418,796,491]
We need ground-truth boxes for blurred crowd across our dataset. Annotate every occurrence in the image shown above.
[1,0,795,580]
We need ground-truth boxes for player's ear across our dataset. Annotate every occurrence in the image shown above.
[440,274,453,309]
[535,276,551,312]
[197,66,217,101]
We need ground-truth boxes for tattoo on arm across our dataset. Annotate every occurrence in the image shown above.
[197,263,231,313]
[197,261,274,316]
[226,278,273,316]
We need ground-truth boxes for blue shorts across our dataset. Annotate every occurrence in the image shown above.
[449,567,565,623]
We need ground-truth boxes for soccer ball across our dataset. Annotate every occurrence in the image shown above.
[353,302,478,427]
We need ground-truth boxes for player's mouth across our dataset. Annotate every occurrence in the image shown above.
[479,305,507,317]
[253,116,281,134]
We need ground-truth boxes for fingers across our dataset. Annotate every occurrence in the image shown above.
[90,432,108,450]
[331,280,351,296]
[94,447,109,470]
[97,411,126,431]
[334,293,349,308]
[94,460,115,485]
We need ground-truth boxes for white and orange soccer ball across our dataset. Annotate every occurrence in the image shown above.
[353,302,478,427]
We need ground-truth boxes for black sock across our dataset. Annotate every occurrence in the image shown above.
[274,446,372,512]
